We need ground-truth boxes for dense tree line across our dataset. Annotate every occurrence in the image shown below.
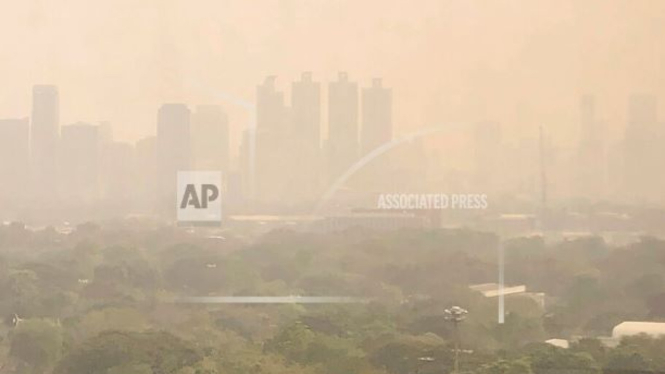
[0,222,664,373]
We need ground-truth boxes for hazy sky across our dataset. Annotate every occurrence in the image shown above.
[1,0,664,146]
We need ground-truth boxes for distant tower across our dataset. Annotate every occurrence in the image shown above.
[361,78,392,156]
[292,72,321,148]
[156,103,191,211]
[30,85,59,198]
[623,94,661,201]
[255,77,289,203]
[192,105,230,173]
[0,118,30,204]
[100,140,136,206]
[628,94,658,126]
[473,121,502,193]
[327,72,359,184]
[135,136,158,209]
[290,72,322,200]
[257,76,287,132]
[59,123,101,203]
[539,125,548,209]
[580,95,595,132]
[98,121,114,144]
[537,125,550,233]
[358,78,393,191]
[575,95,606,199]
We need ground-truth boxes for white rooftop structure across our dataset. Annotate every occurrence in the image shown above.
[545,338,569,349]
[612,322,665,339]
[469,283,526,298]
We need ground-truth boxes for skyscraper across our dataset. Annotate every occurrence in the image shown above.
[623,94,662,201]
[100,140,136,206]
[136,136,158,210]
[156,104,191,209]
[257,76,287,132]
[575,95,606,198]
[292,72,321,149]
[30,85,59,198]
[59,122,100,203]
[473,121,502,193]
[255,77,289,203]
[0,118,30,204]
[192,105,230,173]
[327,72,359,184]
[358,78,392,191]
[98,120,114,144]
[361,78,392,156]
[628,94,658,127]
[290,72,322,200]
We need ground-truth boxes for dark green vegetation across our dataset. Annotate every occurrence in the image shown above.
[0,222,665,373]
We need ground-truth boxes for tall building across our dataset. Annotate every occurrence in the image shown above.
[358,78,393,191]
[290,72,322,201]
[255,77,289,203]
[135,136,157,210]
[0,118,30,204]
[575,95,606,199]
[473,121,502,193]
[628,94,658,126]
[623,94,662,201]
[98,120,114,144]
[257,76,288,138]
[192,105,229,173]
[59,122,100,203]
[292,72,321,149]
[97,122,136,207]
[361,78,392,156]
[156,104,191,209]
[327,72,359,184]
[30,85,59,198]
[100,141,136,206]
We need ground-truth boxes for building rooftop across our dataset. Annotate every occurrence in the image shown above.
[469,283,527,298]
[613,321,665,339]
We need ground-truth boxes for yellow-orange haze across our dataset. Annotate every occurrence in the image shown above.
[0,0,663,146]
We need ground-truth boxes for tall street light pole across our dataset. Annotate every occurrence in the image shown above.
[444,306,468,374]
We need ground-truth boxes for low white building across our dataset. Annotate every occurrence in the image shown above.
[470,283,526,298]
[612,322,665,339]
[593,321,665,348]
[545,338,569,349]
[469,283,546,309]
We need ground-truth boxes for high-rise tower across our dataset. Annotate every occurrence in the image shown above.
[31,85,59,198]
[327,72,359,184]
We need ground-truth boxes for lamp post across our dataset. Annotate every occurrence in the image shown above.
[444,306,468,374]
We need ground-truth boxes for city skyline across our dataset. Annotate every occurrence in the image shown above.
[1,3,665,374]
[1,75,665,221]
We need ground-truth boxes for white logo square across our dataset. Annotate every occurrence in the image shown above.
[177,171,222,225]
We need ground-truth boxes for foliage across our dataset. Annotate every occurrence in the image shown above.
[9,319,63,373]
[54,330,201,374]
[0,225,662,373]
